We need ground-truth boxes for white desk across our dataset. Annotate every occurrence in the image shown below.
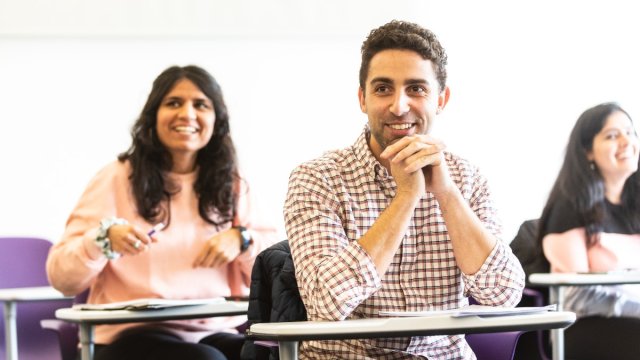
[0,286,71,360]
[529,272,640,360]
[55,300,248,360]
[247,311,576,360]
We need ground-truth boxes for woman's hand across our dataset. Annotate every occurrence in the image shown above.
[107,224,155,256]
[193,228,242,268]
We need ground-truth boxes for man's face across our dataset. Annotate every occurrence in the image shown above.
[358,49,449,158]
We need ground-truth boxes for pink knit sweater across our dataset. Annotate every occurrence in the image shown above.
[47,160,277,344]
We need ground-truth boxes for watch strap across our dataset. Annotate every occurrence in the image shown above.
[235,225,252,252]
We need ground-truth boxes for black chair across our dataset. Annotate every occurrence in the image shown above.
[510,219,640,360]
[241,240,305,360]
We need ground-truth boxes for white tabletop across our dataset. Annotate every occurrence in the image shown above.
[529,271,640,286]
[55,300,249,324]
[248,311,576,341]
[0,286,69,302]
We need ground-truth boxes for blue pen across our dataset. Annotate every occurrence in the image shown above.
[148,223,165,237]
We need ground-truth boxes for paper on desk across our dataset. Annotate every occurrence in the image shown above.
[380,304,557,318]
[72,297,226,311]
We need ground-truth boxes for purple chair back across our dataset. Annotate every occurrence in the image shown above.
[0,237,51,288]
[466,331,523,360]
[466,296,524,360]
[0,237,73,360]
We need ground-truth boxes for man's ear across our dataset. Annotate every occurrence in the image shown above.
[436,86,451,114]
[358,87,367,113]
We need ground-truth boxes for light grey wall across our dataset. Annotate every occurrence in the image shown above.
[1,0,638,242]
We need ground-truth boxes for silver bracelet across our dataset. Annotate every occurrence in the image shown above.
[95,217,128,260]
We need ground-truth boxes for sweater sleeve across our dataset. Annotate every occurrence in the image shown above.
[543,228,590,273]
[46,163,119,296]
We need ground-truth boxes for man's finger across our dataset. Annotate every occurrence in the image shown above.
[404,153,442,172]
[380,137,412,159]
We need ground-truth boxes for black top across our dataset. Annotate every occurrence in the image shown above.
[542,197,637,237]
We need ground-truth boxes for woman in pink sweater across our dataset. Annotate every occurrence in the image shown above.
[47,65,277,360]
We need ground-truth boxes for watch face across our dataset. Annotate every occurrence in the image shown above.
[239,227,251,251]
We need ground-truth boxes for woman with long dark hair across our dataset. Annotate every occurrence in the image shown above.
[47,65,277,360]
[539,102,640,319]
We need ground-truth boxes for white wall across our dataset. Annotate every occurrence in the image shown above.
[1,0,638,242]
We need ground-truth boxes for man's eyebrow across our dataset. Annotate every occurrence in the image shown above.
[369,77,431,86]
[369,77,393,86]
[404,78,429,85]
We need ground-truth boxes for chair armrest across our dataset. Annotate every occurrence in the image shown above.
[41,319,70,331]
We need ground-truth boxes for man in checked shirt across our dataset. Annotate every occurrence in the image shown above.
[283,20,525,359]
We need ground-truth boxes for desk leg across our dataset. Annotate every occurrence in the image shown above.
[278,341,299,360]
[3,301,18,360]
[549,286,565,360]
[78,323,94,360]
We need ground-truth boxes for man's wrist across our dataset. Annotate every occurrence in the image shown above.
[394,189,423,207]
[431,184,460,204]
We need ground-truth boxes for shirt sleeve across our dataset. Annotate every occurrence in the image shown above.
[284,163,382,321]
[462,242,526,306]
[461,167,525,307]
[46,164,116,296]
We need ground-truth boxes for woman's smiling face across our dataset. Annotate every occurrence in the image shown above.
[156,78,215,169]
[589,110,640,183]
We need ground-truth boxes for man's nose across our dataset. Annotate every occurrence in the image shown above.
[389,93,410,116]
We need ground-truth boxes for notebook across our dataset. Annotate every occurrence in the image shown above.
[72,297,226,311]
[379,304,557,318]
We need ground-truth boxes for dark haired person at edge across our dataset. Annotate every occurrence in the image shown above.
[540,103,640,320]
[47,65,277,360]
[284,21,524,359]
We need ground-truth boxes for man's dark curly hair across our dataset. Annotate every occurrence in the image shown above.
[118,65,239,229]
[359,20,448,91]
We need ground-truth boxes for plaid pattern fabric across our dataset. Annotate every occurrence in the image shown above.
[284,127,525,360]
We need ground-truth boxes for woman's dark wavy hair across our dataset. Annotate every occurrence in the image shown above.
[359,20,448,92]
[118,65,239,229]
[538,102,640,247]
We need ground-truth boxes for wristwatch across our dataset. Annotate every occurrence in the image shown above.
[235,225,252,252]
[95,217,127,260]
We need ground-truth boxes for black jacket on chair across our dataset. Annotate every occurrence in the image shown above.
[240,240,307,360]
